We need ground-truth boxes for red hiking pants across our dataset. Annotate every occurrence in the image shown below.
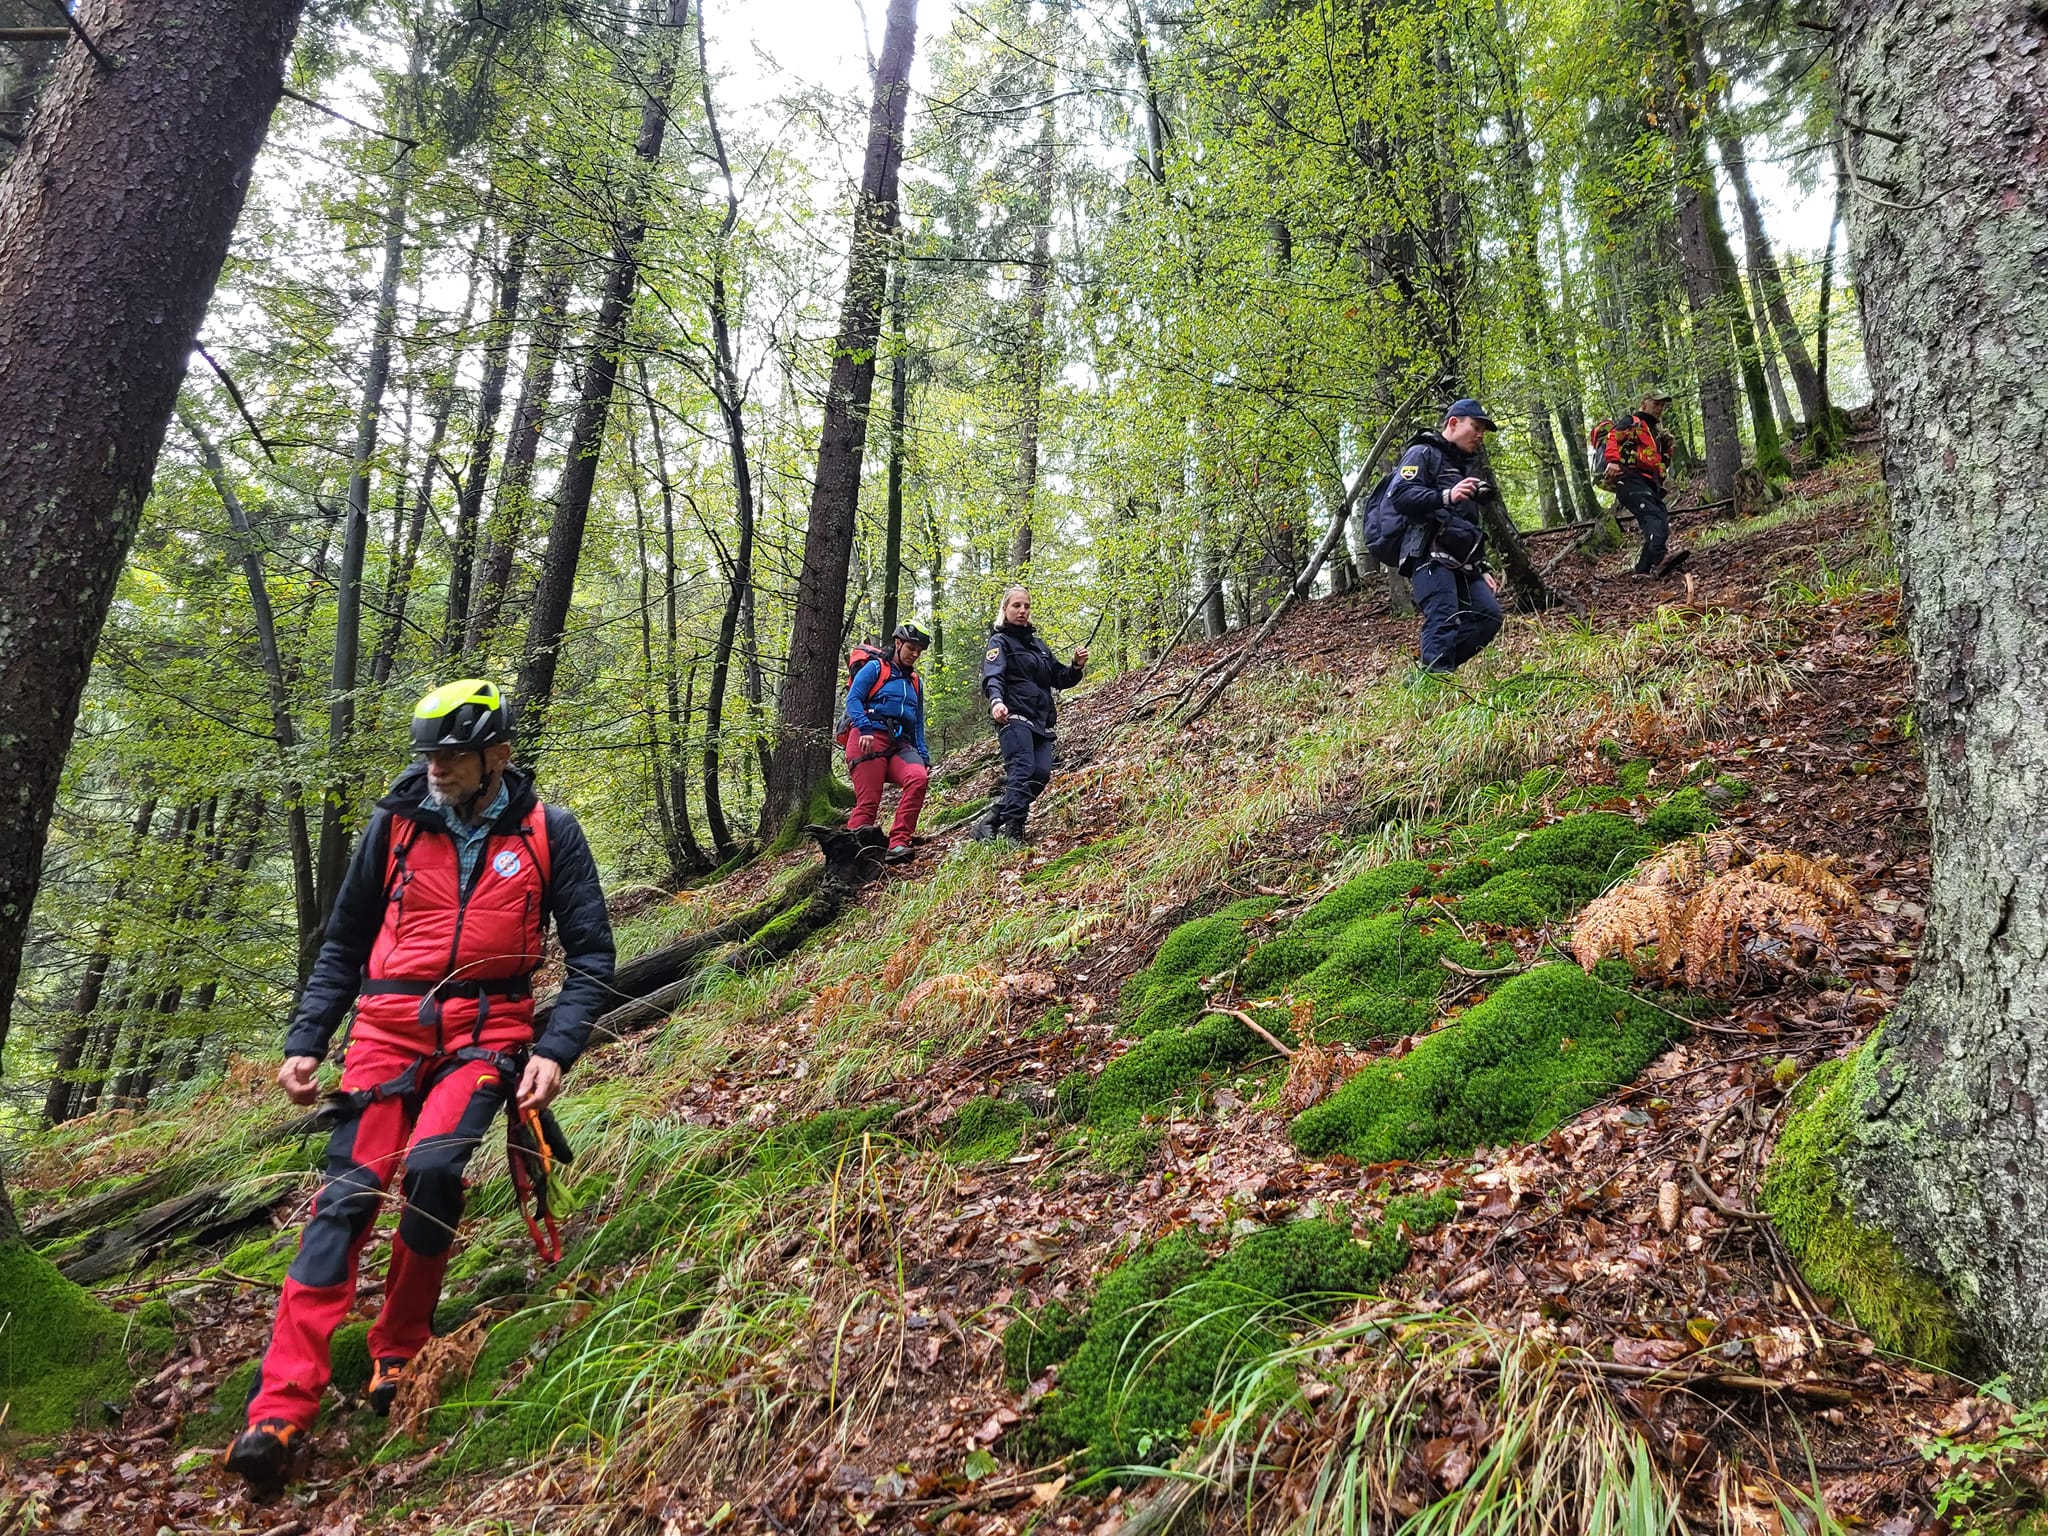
[246,1034,510,1430]
[845,742,928,847]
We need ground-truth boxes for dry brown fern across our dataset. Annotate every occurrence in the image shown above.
[1743,850,1861,912]
[1571,885,1682,974]
[1281,1040,1367,1114]
[1572,837,1853,990]
[1680,873,1833,989]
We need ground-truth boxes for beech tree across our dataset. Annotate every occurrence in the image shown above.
[1834,0,2048,1380]
[758,0,918,843]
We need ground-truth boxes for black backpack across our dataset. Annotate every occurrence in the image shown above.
[1359,468,1409,568]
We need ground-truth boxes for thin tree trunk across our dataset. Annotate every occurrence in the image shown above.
[636,360,708,877]
[315,66,416,935]
[1750,265,1796,437]
[0,0,62,178]
[43,797,157,1126]
[1008,96,1055,570]
[758,0,918,845]
[0,0,308,1070]
[697,10,759,860]
[180,406,321,975]
[1832,0,2048,1385]
[1126,0,1165,185]
[445,224,529,659]
[1672,0,1790,487]
[1715,124,1823,424]
[466,259,571,663]
[516,0,691,756]
[882,258,908,638]
[1672,181,1742,499]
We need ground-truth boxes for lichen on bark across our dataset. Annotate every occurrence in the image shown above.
[1830,0,2048,1386]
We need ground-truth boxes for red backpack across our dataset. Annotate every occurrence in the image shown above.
[835,641,923,744]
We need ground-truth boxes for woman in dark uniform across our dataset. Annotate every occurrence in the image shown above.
[974,585,1087,843]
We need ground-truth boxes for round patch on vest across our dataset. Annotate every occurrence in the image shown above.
[492,849,522,878]
[985,646,1002,662]
[1399,464,1419,480]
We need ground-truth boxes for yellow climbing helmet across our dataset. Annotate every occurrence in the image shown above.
[411,679,513,753]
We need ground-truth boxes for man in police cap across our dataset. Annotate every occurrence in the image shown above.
[227,680,615,1489]
[1389,399,1505,674]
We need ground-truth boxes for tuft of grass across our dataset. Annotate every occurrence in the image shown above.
[1006,1201,1456,1472]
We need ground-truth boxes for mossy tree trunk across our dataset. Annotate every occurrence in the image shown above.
[1834,0,2048,1384]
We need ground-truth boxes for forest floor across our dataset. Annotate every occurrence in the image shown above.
[8,433,2022,1536]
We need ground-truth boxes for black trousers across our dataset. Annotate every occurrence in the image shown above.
[1617,475,1670,571]
[993,720,1055,829]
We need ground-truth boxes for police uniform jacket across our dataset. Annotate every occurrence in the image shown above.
[1389,431,1485,576]
[981,622,1084,731]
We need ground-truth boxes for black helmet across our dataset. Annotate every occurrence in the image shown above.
[892,621,933,647]
[411,679,513,753]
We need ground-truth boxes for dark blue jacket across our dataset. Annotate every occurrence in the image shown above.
[845,658,927,759]
[284,765,618,1068]
[1390,431,1485,575]
[981,622,1083,731]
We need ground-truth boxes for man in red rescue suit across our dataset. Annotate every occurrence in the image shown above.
[227,679,615,1488]
[1601,389,1688,579]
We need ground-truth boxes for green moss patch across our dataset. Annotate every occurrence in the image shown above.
[1119,898,1280,1038]
[0,1241,167,1440]
[330,1320,372,1396]
[1759,1049,1966,1369]
[945,1096,1034,1162]
[1089,1008,1292,1128]
[1006,1198,1455,1469]
[1290,964,1686,1164]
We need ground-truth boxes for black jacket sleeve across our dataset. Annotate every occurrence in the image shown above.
[980,637,1009,703]
[1389,442,1448,522]
[531,806,617,1068]
[1051,653,1084,689]
[283,812,393,1060]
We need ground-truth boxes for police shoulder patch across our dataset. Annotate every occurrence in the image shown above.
[1399,464,1419,480]
[985,646,1002,662]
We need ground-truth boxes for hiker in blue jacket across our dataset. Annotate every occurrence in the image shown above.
[845,622,932,864]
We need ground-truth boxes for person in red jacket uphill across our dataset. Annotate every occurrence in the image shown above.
[1601,389,1688,578]
[845,622,933,864]
[227,680,615,1489]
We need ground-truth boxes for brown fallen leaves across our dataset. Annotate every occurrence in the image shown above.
[1574,835,1860,991]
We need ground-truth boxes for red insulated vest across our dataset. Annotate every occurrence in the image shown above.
[354,804,554,1052]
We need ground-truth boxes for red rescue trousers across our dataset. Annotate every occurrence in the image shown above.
[845,742,928,848]
[246,1029,517,1430]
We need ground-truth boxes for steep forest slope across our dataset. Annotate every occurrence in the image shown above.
[6,446,2022,1536]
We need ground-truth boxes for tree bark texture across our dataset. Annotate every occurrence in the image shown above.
[1833,0,2048,1384]
[0,0,307,1056]
[758,0,917,842]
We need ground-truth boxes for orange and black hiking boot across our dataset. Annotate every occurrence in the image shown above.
[367,1356,407,1417]
[224,1418,305,1491]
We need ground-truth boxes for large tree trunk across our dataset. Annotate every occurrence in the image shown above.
[515,0,689,754]
[0,0,307,1068]
[757,0,917,845]
[1834,0,2048,1384]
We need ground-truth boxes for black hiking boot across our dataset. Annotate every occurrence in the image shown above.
[225,1418,306,1493]
[367,1357,407,1417]
[884,842,916,865]
[967,811,1004,843]
[1655,550,1692,579]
